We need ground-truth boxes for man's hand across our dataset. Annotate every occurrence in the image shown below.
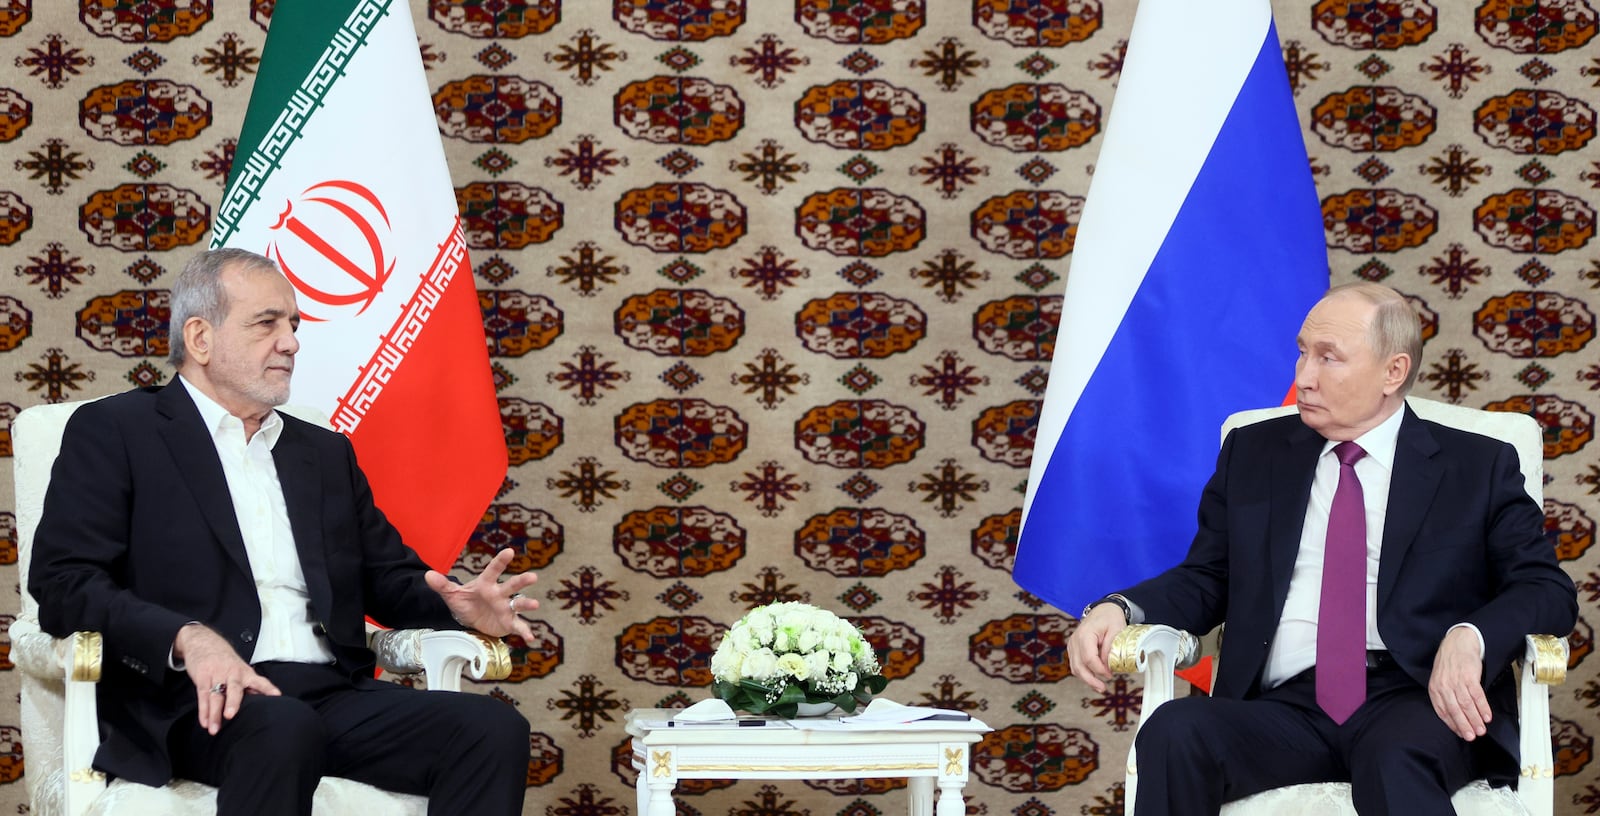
[1067,603,1128,694]
[173,623,281,735]
[1429,626,1491,741]
[424,548,539,642]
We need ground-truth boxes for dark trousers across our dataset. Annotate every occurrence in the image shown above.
[1132,663,1483,816]
[169,662,529,816]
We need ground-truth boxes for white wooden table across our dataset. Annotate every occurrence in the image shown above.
[626,708,991,816]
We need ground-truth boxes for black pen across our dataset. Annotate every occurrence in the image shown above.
[664,720,769,727]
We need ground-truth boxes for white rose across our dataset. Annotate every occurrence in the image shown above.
[804,651,830,680]
[798,628,822,652]
[711,642,743,682]
[831,650,853,673]
[777,652,810,680]
[778,606,807,626]
[742,648,778,680]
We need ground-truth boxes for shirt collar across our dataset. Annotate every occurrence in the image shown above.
[1321,400,1404,472]
[178,375,284,449]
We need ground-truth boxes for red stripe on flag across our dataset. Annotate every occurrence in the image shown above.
[347,260,504,571]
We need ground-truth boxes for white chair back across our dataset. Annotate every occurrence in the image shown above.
[1221,396,1544,504]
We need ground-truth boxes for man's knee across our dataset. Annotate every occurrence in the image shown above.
[1136,697,1217,757]
[445,694,529,756]
[483,704,530,751]
[206,696,329,782]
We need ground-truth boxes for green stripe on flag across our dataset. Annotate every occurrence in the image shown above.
[213,0,391,246]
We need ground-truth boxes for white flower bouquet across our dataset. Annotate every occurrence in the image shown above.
[710,601,888,717]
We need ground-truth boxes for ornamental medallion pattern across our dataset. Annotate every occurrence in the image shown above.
[3,3,1600,815]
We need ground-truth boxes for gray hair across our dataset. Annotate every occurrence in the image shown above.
[1324,281,1424,394]
[167,248,280,369]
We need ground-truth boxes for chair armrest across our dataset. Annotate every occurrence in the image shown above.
[11,617,108,816]
[369,629,511,691]
[11,617,99,683]
[1519,634,1567,816]
[1106,624,1201,816]
[1524,633,1566,686]
[1108,624,1201,675]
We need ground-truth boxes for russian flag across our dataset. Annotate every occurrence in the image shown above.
[1013,0,1328,616]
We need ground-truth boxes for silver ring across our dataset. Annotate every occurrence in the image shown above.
[508,596,518,614]
[210,683,226,695]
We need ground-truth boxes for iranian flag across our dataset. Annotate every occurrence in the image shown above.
[213,0,504,570]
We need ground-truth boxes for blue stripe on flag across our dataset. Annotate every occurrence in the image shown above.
[1013,20,1327,616]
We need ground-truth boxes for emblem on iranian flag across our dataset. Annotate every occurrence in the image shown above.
[268,180,395,323]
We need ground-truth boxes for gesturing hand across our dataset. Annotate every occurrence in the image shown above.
[174,623,281,735]
[424,547,539,642]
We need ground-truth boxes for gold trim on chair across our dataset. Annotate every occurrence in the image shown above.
[1528,635,1566,685]
[471,632,513,681]
[71,632,103,683]
[1108,624,1153,674]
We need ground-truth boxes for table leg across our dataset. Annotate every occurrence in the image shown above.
[635,765,647,816]
[647,777,681,816]
[935,780,966,816]
[908,776,934,816]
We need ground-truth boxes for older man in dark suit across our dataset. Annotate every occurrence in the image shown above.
[1067,282,1576,816]
[29,248,535,816]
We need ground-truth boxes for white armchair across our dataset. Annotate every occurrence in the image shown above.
[1111,397,1570,816]
[12,399,512,816]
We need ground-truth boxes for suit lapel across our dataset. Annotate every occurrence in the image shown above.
[155,384,254,576]
[1377,406,1441,614]
[1267,421,1323,617]
[272,420,332,620]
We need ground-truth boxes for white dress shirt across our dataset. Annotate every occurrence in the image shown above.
[180,377,336,665]
[1261,407,1405,688]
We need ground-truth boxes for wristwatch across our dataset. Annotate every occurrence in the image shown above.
[1081,594,1131,623]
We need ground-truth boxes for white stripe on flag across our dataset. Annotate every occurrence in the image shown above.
[1024,0,1272,522]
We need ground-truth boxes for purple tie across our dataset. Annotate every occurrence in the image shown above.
[1317,441,1367,724]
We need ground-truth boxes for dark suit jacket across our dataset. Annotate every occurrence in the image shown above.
[28,384,460,786]
[1120,406,1577,776]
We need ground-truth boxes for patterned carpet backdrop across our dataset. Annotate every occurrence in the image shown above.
[2,1,1599,814]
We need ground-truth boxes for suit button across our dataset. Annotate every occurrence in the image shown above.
[241,631,255,643]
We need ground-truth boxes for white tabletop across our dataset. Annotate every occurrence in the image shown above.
[626,708,990,746]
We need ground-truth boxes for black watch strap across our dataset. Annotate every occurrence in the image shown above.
[1081,595,1131,623]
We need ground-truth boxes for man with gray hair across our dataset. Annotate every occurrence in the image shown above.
[30,247,534,816]
[1067,282,1575,815]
